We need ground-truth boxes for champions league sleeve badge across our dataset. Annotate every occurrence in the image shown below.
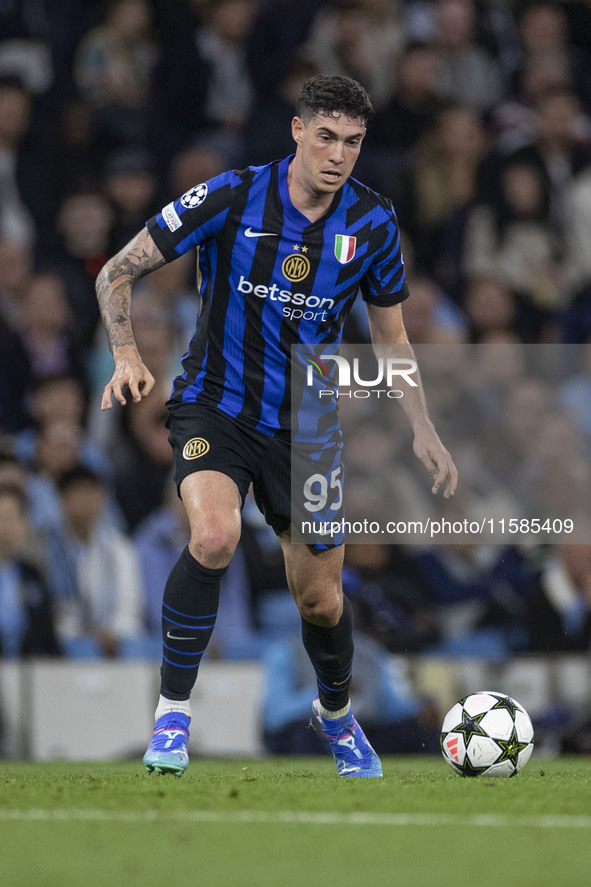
[180,182,208,209]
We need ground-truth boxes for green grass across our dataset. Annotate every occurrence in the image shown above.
[0,757,590,887]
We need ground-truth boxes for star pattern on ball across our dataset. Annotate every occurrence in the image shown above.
[459,754,488,778]
[495,727,530,767]
[491,694,521,719]
[453,712,488,745]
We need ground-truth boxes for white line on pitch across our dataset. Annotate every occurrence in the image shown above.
[0,810,590,829]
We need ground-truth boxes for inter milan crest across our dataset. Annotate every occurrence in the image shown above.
[182,437,210,460]
[180,182,208,209]
[334,235,356,264]
[282,252,310,282]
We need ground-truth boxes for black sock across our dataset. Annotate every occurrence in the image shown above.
[301,595,354,712]
[160,546,227,700]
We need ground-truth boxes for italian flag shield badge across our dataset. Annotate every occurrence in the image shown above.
[334,234,356,264]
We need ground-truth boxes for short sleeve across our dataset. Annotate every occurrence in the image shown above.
[360,207,409,307]
[146,169,240,263]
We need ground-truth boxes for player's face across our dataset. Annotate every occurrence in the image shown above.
[291,113,365,196]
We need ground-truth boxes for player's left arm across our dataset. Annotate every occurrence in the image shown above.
[366,302,458,498]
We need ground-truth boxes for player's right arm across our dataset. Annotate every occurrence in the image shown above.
[97,169,240,409]
[96,227,166,410]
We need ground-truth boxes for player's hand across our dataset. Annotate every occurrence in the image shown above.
[412,421,458,498]
[101,346,155,410]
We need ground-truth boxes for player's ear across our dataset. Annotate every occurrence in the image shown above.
[291,116,305,146]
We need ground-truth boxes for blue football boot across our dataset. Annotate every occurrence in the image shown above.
[143,713,190,777]
[313,697,383,778]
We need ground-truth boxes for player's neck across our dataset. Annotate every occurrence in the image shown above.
[287,160,336,223]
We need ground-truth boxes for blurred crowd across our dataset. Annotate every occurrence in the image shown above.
[1,0,591,705]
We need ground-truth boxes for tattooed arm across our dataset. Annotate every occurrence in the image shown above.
[96,227,167,410]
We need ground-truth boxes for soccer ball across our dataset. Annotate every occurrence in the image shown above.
[441,691,534,777]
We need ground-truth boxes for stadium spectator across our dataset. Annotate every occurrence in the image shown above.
[0,236,33,327]
[481,375,551,498]
[24,415,119,536]
[0,75,36,246]
[411,104,488,274]
[360,40,443,204]
[44,92,103,204]
[561,0,591,58]
[462,275,522,343]
[0,452,26,489]
[0,450,46,570]
[512,2,591,112]
[16,272,86,383]
[0,313,32,434]
[518,536,591,653]
[111,379,174,531]
[0,238,35,429]
[343,542,440,655]
[47,466,146,659]
[557,343,591,439]
[410,537,526,659]
[166,140,227,199]
[241,57,321,167]
[0,484,60,657]
[492,51,575,155]
[246,0,326,100]
[432,0,503,112]
[485,88,591,237]
[398,274,466,344]
[195,0,258,136]
[38,188,114,352]
[102,146,158,252]
[74,0,158,151]
[366,42,442,153]
[147,0,258,166]
[463,160,563,338]
[13,375,110,483]
[564,166,591,297]
[25,420,90,532]
[303,0,404,109]
[520,409,591,522]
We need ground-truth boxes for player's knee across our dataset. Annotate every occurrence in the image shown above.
[189,525,238,569]
[297,586,342,626]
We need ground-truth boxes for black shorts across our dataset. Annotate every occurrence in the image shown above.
[166,404,344,546]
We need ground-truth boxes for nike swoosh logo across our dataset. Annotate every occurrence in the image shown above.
[166,632,197,640]
[244,227,277,238]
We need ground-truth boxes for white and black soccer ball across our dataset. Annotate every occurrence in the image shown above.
[180,182,208,209]
[441,691,534,778]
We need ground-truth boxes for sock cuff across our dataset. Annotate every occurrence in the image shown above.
[155,694,192,720]
[316,701,351,720]
[181,546,228,582]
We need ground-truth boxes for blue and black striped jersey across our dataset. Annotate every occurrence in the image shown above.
[147,155,408,436]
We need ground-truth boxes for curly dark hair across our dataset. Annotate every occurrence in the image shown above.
[295,75,374,125]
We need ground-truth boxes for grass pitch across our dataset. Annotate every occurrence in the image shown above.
[1,756,590,887]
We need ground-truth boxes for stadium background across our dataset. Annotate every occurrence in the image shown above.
[1,0,591,760]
